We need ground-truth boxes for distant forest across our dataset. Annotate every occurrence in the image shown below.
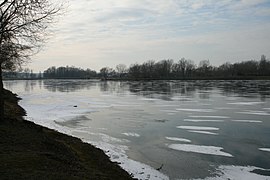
[3,55,270,80]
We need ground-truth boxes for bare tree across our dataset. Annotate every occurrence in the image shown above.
[172,58,195,78]
[0,0,62,120]
[116,64,127,78]
[143,60,155,78]
[259,55,270,76]
[100,67,113,80]
[197,60,212,76]
[155,59,174,78]
[185,60,195,77]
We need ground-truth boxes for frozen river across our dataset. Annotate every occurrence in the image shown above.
[4,80,270,180]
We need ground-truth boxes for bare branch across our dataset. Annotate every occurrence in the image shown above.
[0,0,62,70]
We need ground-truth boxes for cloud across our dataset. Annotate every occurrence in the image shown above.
[54,0,269,42]
[240,0,267,6]
[29,0,270,72]
[191,1,206,10]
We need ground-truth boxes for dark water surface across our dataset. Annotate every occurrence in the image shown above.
[4,80,270,179]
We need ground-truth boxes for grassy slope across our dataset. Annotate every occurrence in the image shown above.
[0,89,134,180]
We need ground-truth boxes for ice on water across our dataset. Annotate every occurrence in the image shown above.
[176,108,216,113]
[189,116,230,119]
[168,144,233,157]
[237,110,270,116]
[122,132,140,137]
[232,120,262,123]
[195,166,270,180]
[188,130,219,135]
[227,102,265,105]
[177,126,219,131]
[184,119,224,122]
[166,137,192,143]
[259,148,270,152]
[90,141,169,180]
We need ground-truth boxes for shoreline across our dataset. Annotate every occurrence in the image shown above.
[1,89,134,180]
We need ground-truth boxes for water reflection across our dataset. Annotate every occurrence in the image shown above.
[6,79,270,101]
[43,79,98,92]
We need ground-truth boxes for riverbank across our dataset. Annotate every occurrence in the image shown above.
[0,89,134,179]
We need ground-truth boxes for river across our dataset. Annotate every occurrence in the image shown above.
[4,80,270,180]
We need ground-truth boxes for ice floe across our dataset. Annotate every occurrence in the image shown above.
[160,110,179,113]
[155,105,179,107]
[259,148,270,152]
[227,102,265,105]
[188,130,219,135]
[177,126,219,131]
[171,96,192,101]
[165,137,191,143]
[139,98,160,101]
[184,119,224,122]
[176,108,215,113]
[195,165,270,180]
[232,120,262,123]
[237,110,270,116]
[215,107,234,110]
[111,103,141,107]
[168,144,233,157]
[189,116,230,119]
[122,132,140,137]
[99,133,129,143]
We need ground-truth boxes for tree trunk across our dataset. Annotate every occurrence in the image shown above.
[0,66,4,121]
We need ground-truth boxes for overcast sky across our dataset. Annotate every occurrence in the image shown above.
[30,0,270,72]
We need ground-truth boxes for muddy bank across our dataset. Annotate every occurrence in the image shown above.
[0,89,134,180]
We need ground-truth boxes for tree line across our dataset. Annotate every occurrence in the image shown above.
[40,55,270,80]
[4,55,270,80]
[100,55,270,80]
[43,66,97,78]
